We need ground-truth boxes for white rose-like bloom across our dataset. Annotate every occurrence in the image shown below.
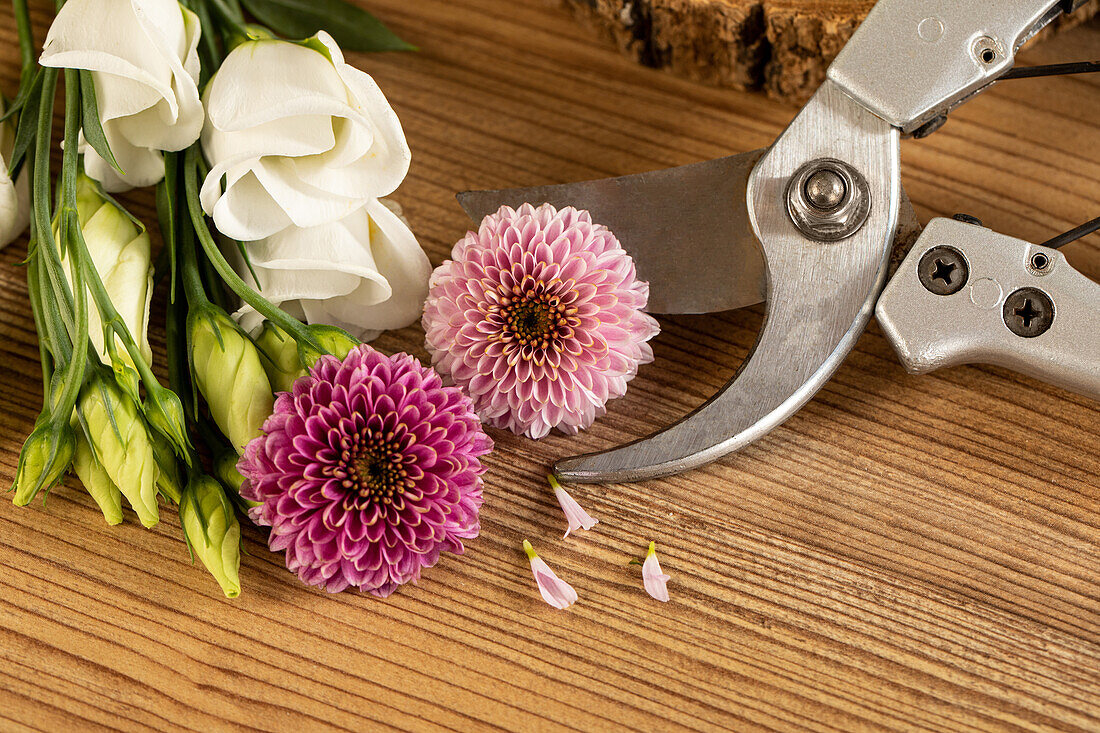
[0,98,29,249]
[230,199,431,342]
[200,32,411,242]
[39,0,203,191]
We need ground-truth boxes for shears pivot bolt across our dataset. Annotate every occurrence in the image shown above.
[786,158,871,242]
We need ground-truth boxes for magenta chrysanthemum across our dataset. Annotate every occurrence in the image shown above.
[423,203,660,438]
[238,344,493,596]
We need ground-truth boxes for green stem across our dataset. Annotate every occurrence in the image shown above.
[11,0,34,79]
[30,68,77,351]
[198,243,230,311]
[156,153,179,303]
[26,247,54,389]
[182,145,323,352]
[30,237,70,371]
[165,268,194,423]
[50,71,89,420]
[29,69,83,401]
[178,213,211,309]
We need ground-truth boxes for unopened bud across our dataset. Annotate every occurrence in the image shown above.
[62,174,154,369]
[78,373,160,527]
[189,306,274,454]
[179,475,241,598]
[143,382,192,460]
[213,449,260,508]
[298,324,359,367]
[71,434,124,525]
[149,430,182,504]
[255,321,306,393]
[12,418,76,506]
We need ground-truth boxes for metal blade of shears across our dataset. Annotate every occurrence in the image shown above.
[457,150,767,314]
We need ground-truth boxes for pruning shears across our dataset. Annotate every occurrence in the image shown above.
[458,0,1100,483]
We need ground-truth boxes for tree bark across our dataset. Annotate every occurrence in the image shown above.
[563,0,1100,104]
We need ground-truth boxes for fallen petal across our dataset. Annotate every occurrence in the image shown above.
[524,539,577,610]
[642,541,670,602]
[549,474,598,538]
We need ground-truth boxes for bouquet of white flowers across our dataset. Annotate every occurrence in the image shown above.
[4,0,443,597]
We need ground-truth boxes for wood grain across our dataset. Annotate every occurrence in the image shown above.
[562,0,1100,104]
[1,0,1098,730]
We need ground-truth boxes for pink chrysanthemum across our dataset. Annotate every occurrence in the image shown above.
[238,344,493,596]
[423,203,660,438]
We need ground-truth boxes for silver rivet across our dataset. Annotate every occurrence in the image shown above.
[1029,250,1053,275]
[973,36,1002,66]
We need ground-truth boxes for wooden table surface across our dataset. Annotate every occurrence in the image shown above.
[1,1,1098,731]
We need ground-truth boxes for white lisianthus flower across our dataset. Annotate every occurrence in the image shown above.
[0,98,29,249]
[200,32,411,242]
[230,199,431,342]
[39,0,203,191]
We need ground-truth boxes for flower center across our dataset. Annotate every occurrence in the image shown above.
[331,427,413,510]
[492,278,579,357]
[506,299,554,344]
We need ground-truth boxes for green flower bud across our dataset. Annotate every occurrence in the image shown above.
[78,374,160,528]
[71,434,123,525]
[104,337,141,404]
[142,382,192,461]
[179,475,241,598]
[213,449,260,508]
[214,450,244,494]
[298,324,359,367]
[149,430,182,504]
[189,306,273,454]
[255,321,306,393]
[12,418,76,506]
[62,174,154,370]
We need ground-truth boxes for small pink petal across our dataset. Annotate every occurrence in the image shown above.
[642,541,670,602]
[524,540,577,609]
[549,474,598,538]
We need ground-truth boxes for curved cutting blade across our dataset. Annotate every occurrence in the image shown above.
[457,150,767,315]
[555,81,902,483]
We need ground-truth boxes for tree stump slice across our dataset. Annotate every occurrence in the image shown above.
[563,0,1100,104]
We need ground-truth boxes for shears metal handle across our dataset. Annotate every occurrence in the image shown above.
[877,218,1100,400]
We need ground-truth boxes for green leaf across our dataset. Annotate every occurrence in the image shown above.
[0,66,43,123]
[7,71,43,178]
[235,239,262,292]
[78,70,123,175]
[239,0,415,52]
